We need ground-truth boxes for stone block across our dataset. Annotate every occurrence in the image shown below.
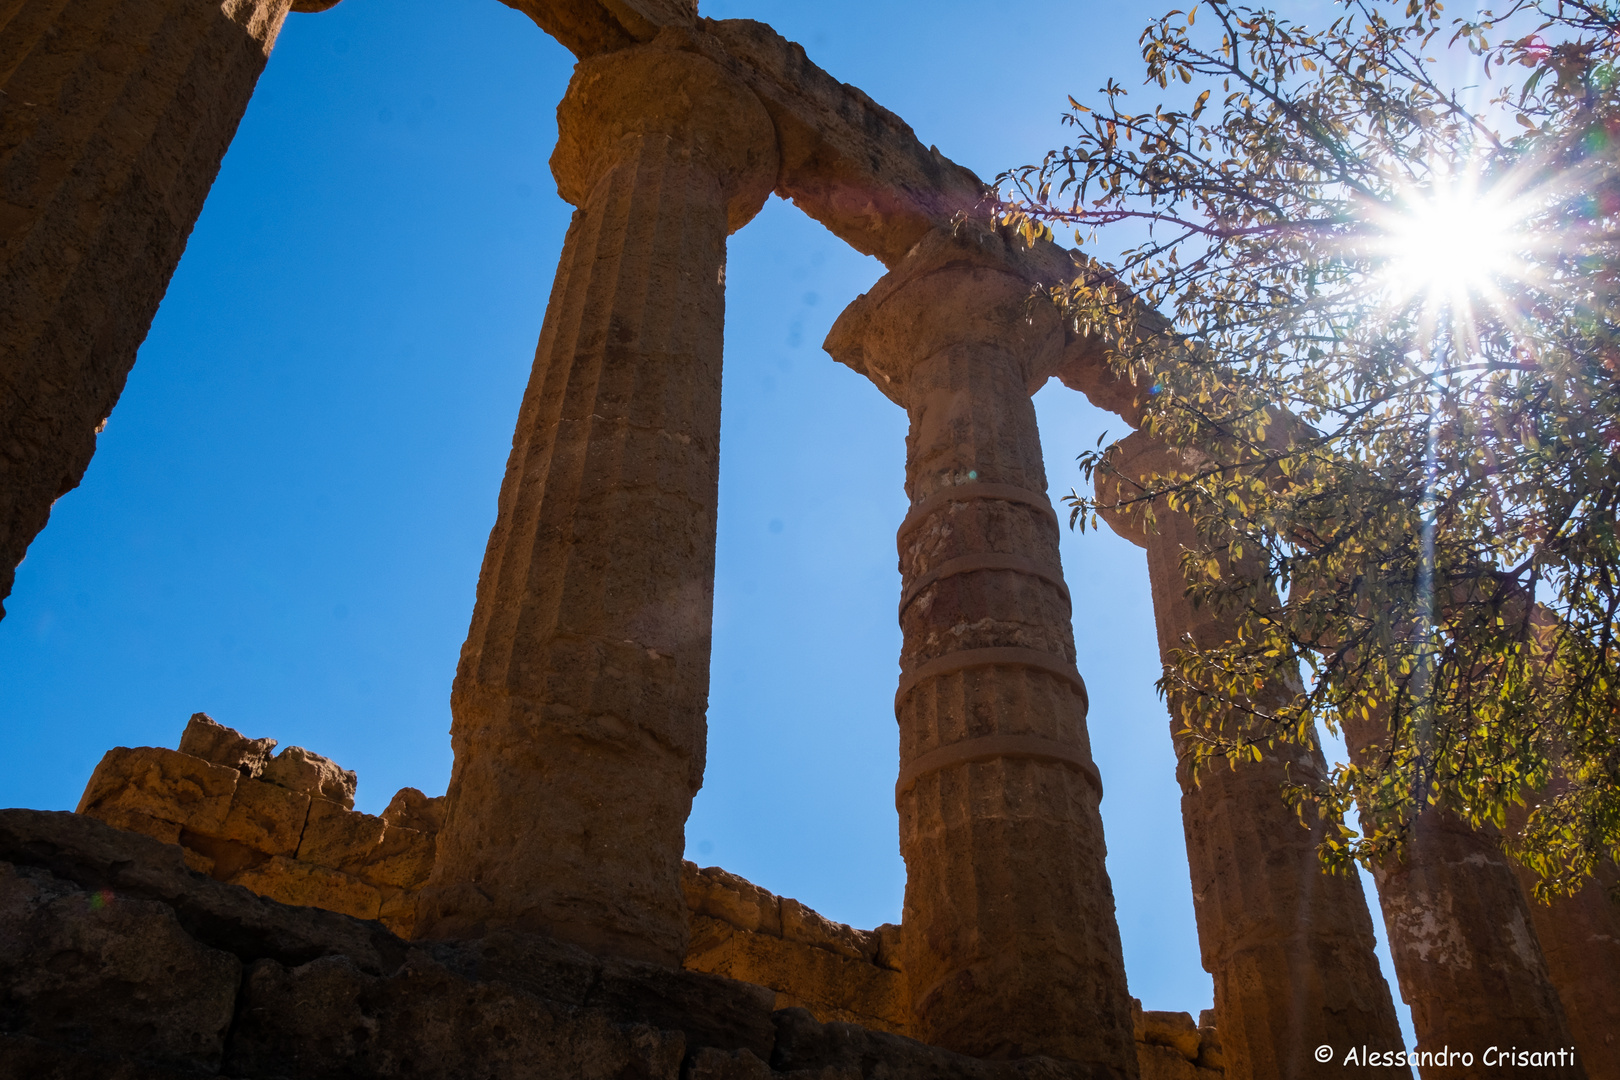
[382,786,445,834]
[76,747,238,836]
[377,887,418,939]
[682,862,782,936]
[217,778,310,856]
[84,807,183,846]
[231,856,381,921]
[355,825,435,889]
[682,916,907,1035]
[225,953,688,1080]
[1141,1010,1201,1062]
[261,745,357,808]
[0,861,240,1072]
[296,798,385,873]
[781,896,874,962]
[873,921,904,972]
[177,712,276,778]
[0,810,403,978]
[1195,1021,1223,1071]
[1137,1042,1202,1080]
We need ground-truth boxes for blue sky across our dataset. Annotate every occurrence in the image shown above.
[0,0,1415,1043]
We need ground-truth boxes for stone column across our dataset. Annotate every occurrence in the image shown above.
[413,33,778,967]
[824,225,1136,1075]
[0,0,337,619]
[1514,857,1620,1078]
[1096,431,1403,1080]
[1353,794,1582,1077]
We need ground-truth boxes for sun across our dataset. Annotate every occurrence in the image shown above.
[1370,178,1530,312]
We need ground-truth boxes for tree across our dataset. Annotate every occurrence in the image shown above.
[995,0,1620,896]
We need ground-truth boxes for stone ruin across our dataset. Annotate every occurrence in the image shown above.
[0,0,1615,1078]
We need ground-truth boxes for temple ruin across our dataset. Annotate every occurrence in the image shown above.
[1,0,1616,1077]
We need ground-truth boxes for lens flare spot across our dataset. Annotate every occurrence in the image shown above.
[1378,182,1521,307]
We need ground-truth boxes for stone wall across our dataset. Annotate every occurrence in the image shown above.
[73,714,1222,1077]
[76,713,439,938]
[7,808,1131,1080]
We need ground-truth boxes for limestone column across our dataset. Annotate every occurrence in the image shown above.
[1514,856,1620,1078]
[413,34,778,966]
[824,225,1136,1075]
[1097,431,1403,1080]
[0,0,338,618]
[1355,794,1582,1077]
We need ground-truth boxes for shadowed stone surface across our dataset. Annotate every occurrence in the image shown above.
[0,808,1142,1080]
[1096,430,1403,1079]
[414,30,779,965]
[825,223,1134,1076]
[1508,790,1620,1077]
[1358,802,1584,1078]
[0,0,336,618]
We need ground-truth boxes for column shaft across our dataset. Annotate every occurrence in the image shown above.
[415,39,776,965]
[1344,725,1582,1076]
[0,0,303,616]
[1102,433,1402,1078]
[1515,859,1620,1078]
[826,226,1136,1075]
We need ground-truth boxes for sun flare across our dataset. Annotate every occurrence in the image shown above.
[1370,179,1532,314]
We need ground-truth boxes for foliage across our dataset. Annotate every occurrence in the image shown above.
[996,0,1620,896]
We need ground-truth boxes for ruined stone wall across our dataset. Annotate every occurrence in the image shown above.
[73,714,1222,1079]
[76,713,439,938]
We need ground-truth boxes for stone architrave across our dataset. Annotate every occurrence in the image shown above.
[413,31,778,967]
[1096,431,1403,1080]
[824,224,1136,1075]
[0,0,339,619]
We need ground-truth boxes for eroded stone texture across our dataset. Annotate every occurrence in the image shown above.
[415,31,778,965]
[262,745,358,808]
[383,785,446,833]
[682,862,906,1034]
[1358,801,1584,1077]
[75,718,434,937]
[824,223,1134,1074]
[1509,792,1620,1076]
[0,861,240,1072]
[1096,431,1402,1079]
[0,0,339,619]
[178,712,278,777]
[77,746,240,837]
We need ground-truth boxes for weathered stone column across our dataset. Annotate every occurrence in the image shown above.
[1096,431,1403,1080]
[413,33,778,966]
[0,0,338,619]
[1515,856,1620,1078]
[824,225,1136,1075]
[1354,794,1582,1077]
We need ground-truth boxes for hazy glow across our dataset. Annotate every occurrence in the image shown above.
[1371,179,1529,311]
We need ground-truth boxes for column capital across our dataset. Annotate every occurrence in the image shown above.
[1093,428,1210,549]
[551,32,779,234]
[823,222,1065,405]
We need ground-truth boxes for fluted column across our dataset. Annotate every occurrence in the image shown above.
[1097,431,1402,1080]
[0,0,337,618]
[825,225,1135,1075]
[413,33,778,966]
